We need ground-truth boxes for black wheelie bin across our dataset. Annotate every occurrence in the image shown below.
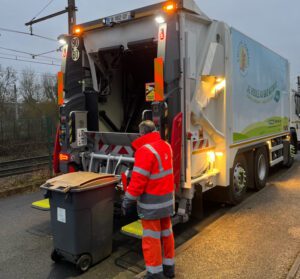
[41,172,119,272]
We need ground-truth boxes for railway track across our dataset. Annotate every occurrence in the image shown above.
[0,156,50,178]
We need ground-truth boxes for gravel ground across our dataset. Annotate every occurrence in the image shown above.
[0,169,51,198]
[174,156,300,279]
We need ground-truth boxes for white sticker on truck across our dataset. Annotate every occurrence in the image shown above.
[57,207,66,223]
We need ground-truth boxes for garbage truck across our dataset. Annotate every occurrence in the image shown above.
[290,76,300,150]
[54,0,294,225]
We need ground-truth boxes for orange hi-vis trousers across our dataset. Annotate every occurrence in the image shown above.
[141,217,175,275]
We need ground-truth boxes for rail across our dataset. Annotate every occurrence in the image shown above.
[0,155,50,178]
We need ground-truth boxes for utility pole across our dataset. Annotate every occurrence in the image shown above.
[25,1,77,35]
[68,0,76,34]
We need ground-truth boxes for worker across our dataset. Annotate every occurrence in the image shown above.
[122,120,175,279]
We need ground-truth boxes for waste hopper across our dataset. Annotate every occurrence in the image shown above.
[41,172,119,272]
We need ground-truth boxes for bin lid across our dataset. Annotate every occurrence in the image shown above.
[41,172,119,193]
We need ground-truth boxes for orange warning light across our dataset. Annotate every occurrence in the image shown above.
[163,1,177,12]
[73,26,83,35]
[59,153,70,161]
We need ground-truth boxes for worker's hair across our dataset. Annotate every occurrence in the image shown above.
[139,120,156,135]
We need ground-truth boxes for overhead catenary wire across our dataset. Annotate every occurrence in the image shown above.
[0,27,57,42]
[30,0,55,21]
[0,46,61,61]
[0,51,60,63]
[0,56,60,66]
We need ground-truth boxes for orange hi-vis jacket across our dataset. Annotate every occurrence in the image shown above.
[124,132,175,220]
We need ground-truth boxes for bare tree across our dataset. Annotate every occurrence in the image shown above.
[0,65,17,103]
[19,68,40,103]
[41,73,57,103]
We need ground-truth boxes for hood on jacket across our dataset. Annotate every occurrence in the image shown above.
[132,131,161,150]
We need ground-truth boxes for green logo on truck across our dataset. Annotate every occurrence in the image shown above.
[246,82,279,103]
[237,42,249,76]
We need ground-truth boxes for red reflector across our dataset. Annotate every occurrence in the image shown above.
[53,125,61,174]
[68,164,76,173]
[118,147,129,155]
[159,28,165,40]
[62,45,68,58]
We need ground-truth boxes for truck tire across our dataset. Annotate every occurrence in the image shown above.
[254,147,269,190]
[229,154,248,205]
[283,143,295,168]
[290,128,298,154]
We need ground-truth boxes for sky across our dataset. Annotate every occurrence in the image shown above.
[0,0,299,88]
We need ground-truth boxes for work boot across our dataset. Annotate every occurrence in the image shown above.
[163,265,175,278]
[143,272,165,279]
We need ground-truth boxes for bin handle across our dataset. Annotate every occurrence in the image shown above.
[44,190,51,199]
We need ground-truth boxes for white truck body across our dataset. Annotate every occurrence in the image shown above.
[58,0,292,222]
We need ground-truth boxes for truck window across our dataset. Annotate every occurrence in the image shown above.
[295,94,300,117]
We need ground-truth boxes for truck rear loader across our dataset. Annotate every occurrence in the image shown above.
[54,0,294,226]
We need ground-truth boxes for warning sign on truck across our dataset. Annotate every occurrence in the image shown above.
[145,82,155,102]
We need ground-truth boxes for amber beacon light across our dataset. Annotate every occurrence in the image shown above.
[163,1,177,12]
[73,26,83,35]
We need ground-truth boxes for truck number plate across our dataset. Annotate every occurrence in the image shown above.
[104,12,132,25]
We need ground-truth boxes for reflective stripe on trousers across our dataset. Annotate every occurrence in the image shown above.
[142,217,175,274]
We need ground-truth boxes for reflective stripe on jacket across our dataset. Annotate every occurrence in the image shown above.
[125,132,174,220]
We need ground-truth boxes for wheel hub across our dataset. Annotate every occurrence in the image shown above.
[233,164,247,193]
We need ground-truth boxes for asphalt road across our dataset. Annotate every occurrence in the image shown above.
[0,157,299,279]
[174,156,300,279]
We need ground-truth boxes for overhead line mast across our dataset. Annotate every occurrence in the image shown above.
[25,0,77,35]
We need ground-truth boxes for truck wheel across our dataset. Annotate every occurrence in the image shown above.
[230,154,248,205]
[254,147,269,190]
[51,249,62,263]
[283,143,295,168]
[290,128,298,154]
[76,254,92,272]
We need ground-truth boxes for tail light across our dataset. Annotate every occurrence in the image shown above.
[59,153,70,161]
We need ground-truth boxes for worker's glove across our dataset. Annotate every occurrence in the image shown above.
[122,195,136,216]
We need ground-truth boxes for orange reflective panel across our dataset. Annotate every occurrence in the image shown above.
[57,71,64,106]
[154,57,164,102]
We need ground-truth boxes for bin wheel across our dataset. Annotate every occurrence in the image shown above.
[76,254,92,272]
[51,249,62,263]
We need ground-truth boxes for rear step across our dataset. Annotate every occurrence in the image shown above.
[31,198,50,211]
[121,220,143,239]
